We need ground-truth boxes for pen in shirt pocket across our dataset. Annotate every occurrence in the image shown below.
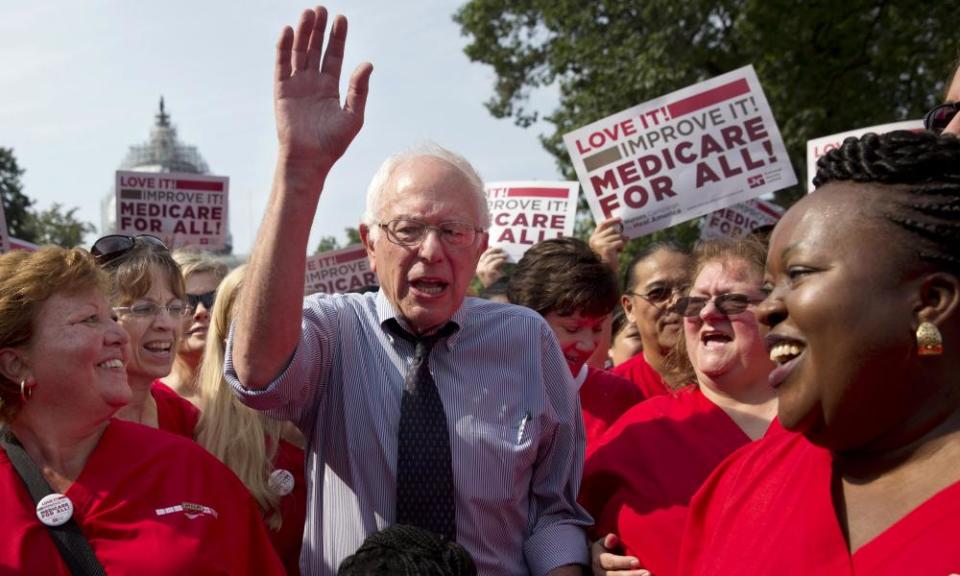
[517,410,532,445]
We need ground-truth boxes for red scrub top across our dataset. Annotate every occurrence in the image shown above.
[0,419,284,575]
[152,379,200,438]
[680,429,960,575]
[580,366,646,451]
[581,386,773,576]
[610,353,671,398]
[270,439,307,576]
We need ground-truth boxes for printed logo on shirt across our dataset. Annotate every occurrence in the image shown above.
[155,501,219,520]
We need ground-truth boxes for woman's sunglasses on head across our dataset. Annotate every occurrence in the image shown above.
[924,102,960,134]
[91,234,168,265]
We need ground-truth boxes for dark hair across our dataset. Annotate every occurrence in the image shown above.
[813,130,960,272]
[479,276,510,300]
[99,240,185,305]
[507,237,619,318]
[610,305,630,340]
[623,241,689,293]
[337,525,477,576]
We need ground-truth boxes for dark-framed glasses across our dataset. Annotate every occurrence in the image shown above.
[625,283,689,309]
[91,234,168,265]
[113,301,188,320]
[378,219,484,247]
[672,293,762,318]
[186,291,216,312]
[923,102,960,134]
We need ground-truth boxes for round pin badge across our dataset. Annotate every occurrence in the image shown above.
[268,468,295,496]
[36,493,74,526]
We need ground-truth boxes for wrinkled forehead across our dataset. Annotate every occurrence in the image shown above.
[633,250,691,287]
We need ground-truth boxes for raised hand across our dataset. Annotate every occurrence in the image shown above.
[274,7,373,179]
[589,217,626,272]
[476,247,509,288]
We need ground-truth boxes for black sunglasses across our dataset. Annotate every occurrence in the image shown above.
[923,102,960,134]
[91,234,168,265]
[672,293,761,318]
[186,291,216,311]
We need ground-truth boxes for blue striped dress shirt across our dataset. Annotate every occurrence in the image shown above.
[225,289,591,575]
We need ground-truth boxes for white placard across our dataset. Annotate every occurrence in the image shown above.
[115,170,229,250]
[485,181,579,262]
[805,120,924,192]
[563,65,797,239]
[700,198,783,240]
[304,244,377,295]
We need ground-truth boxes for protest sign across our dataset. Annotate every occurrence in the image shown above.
[485,181,579,262]
[115,170,229,250]
[304,244,377,295]
[805,120,923,192]
[700,198,783,240]
[0,201,9,253]
[563,65,796,239]
[8,237,37,252]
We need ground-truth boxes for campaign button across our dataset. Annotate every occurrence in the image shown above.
[36,493,73,526]
[268,469,295,496]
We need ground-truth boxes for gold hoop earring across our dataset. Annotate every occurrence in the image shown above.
[20,378,34,402]
[917,322,943,356]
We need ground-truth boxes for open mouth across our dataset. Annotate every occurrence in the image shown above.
[766,336,806,388]
[98,359,124,369]
[410,278,448,296]
[700,330,732,347]
[143,341,172,354]
[769,342,804,364]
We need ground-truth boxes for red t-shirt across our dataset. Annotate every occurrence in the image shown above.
[610,353,671,399]
[581,386,775,576]
[151,379,200,438]
[579,366,645,451]
[680,429,960,575]
[270,439,307,576]
[0,419,284,575]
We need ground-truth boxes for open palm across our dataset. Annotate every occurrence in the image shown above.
[274,7,372,173]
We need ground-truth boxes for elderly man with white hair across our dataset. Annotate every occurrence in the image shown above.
[226,6,590,575]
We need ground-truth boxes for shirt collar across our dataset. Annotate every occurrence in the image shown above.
[375,289,464,349]
[573,363,589,390]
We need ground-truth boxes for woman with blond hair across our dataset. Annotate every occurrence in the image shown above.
[162,249,229,406]
[196,265,307,575]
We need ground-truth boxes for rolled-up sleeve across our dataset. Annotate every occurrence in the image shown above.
[523,324,592,575]
[225,297,336,427]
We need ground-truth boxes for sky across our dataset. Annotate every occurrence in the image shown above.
[0,1,560,255]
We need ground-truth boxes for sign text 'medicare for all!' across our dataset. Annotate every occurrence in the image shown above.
[563,65,797,239]
[485,181,580,262]
[116,171,229,250]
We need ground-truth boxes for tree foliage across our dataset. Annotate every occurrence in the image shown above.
[1,148,96,247]
[24,204,96,248]
[455,0,958,259]
[313,227,362,254]
[0,147,36,242]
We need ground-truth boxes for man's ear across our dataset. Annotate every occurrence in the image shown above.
[0,348,29,386]
[915,272,960,328]
[621,294,636,325]
[359,223,376,273]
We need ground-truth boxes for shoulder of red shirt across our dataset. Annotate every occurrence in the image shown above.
[150,379,200,439]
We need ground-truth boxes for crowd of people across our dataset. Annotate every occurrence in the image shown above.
[1,4,959,576]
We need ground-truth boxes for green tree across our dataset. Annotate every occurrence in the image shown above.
[0,147,36,242]
[455,0,957,263]
[24,203,96,248]
[313,227,362,254]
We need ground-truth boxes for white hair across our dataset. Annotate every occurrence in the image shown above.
[362,143,490,240]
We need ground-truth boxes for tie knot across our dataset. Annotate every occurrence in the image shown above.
[385,320,457,356]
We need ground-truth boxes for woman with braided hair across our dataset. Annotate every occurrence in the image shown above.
[680,130,960,574]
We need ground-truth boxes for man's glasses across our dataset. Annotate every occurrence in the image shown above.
[625,284,689,311]
[672,293,762,318]
[91,234,168,265]
[924,102,960,134]
[186,291,216,312]
[378,219,484,247]
[114,301,189,320]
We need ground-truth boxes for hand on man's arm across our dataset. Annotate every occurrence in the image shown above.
[233,6,372,389]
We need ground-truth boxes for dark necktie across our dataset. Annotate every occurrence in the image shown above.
[388,320,457,541]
